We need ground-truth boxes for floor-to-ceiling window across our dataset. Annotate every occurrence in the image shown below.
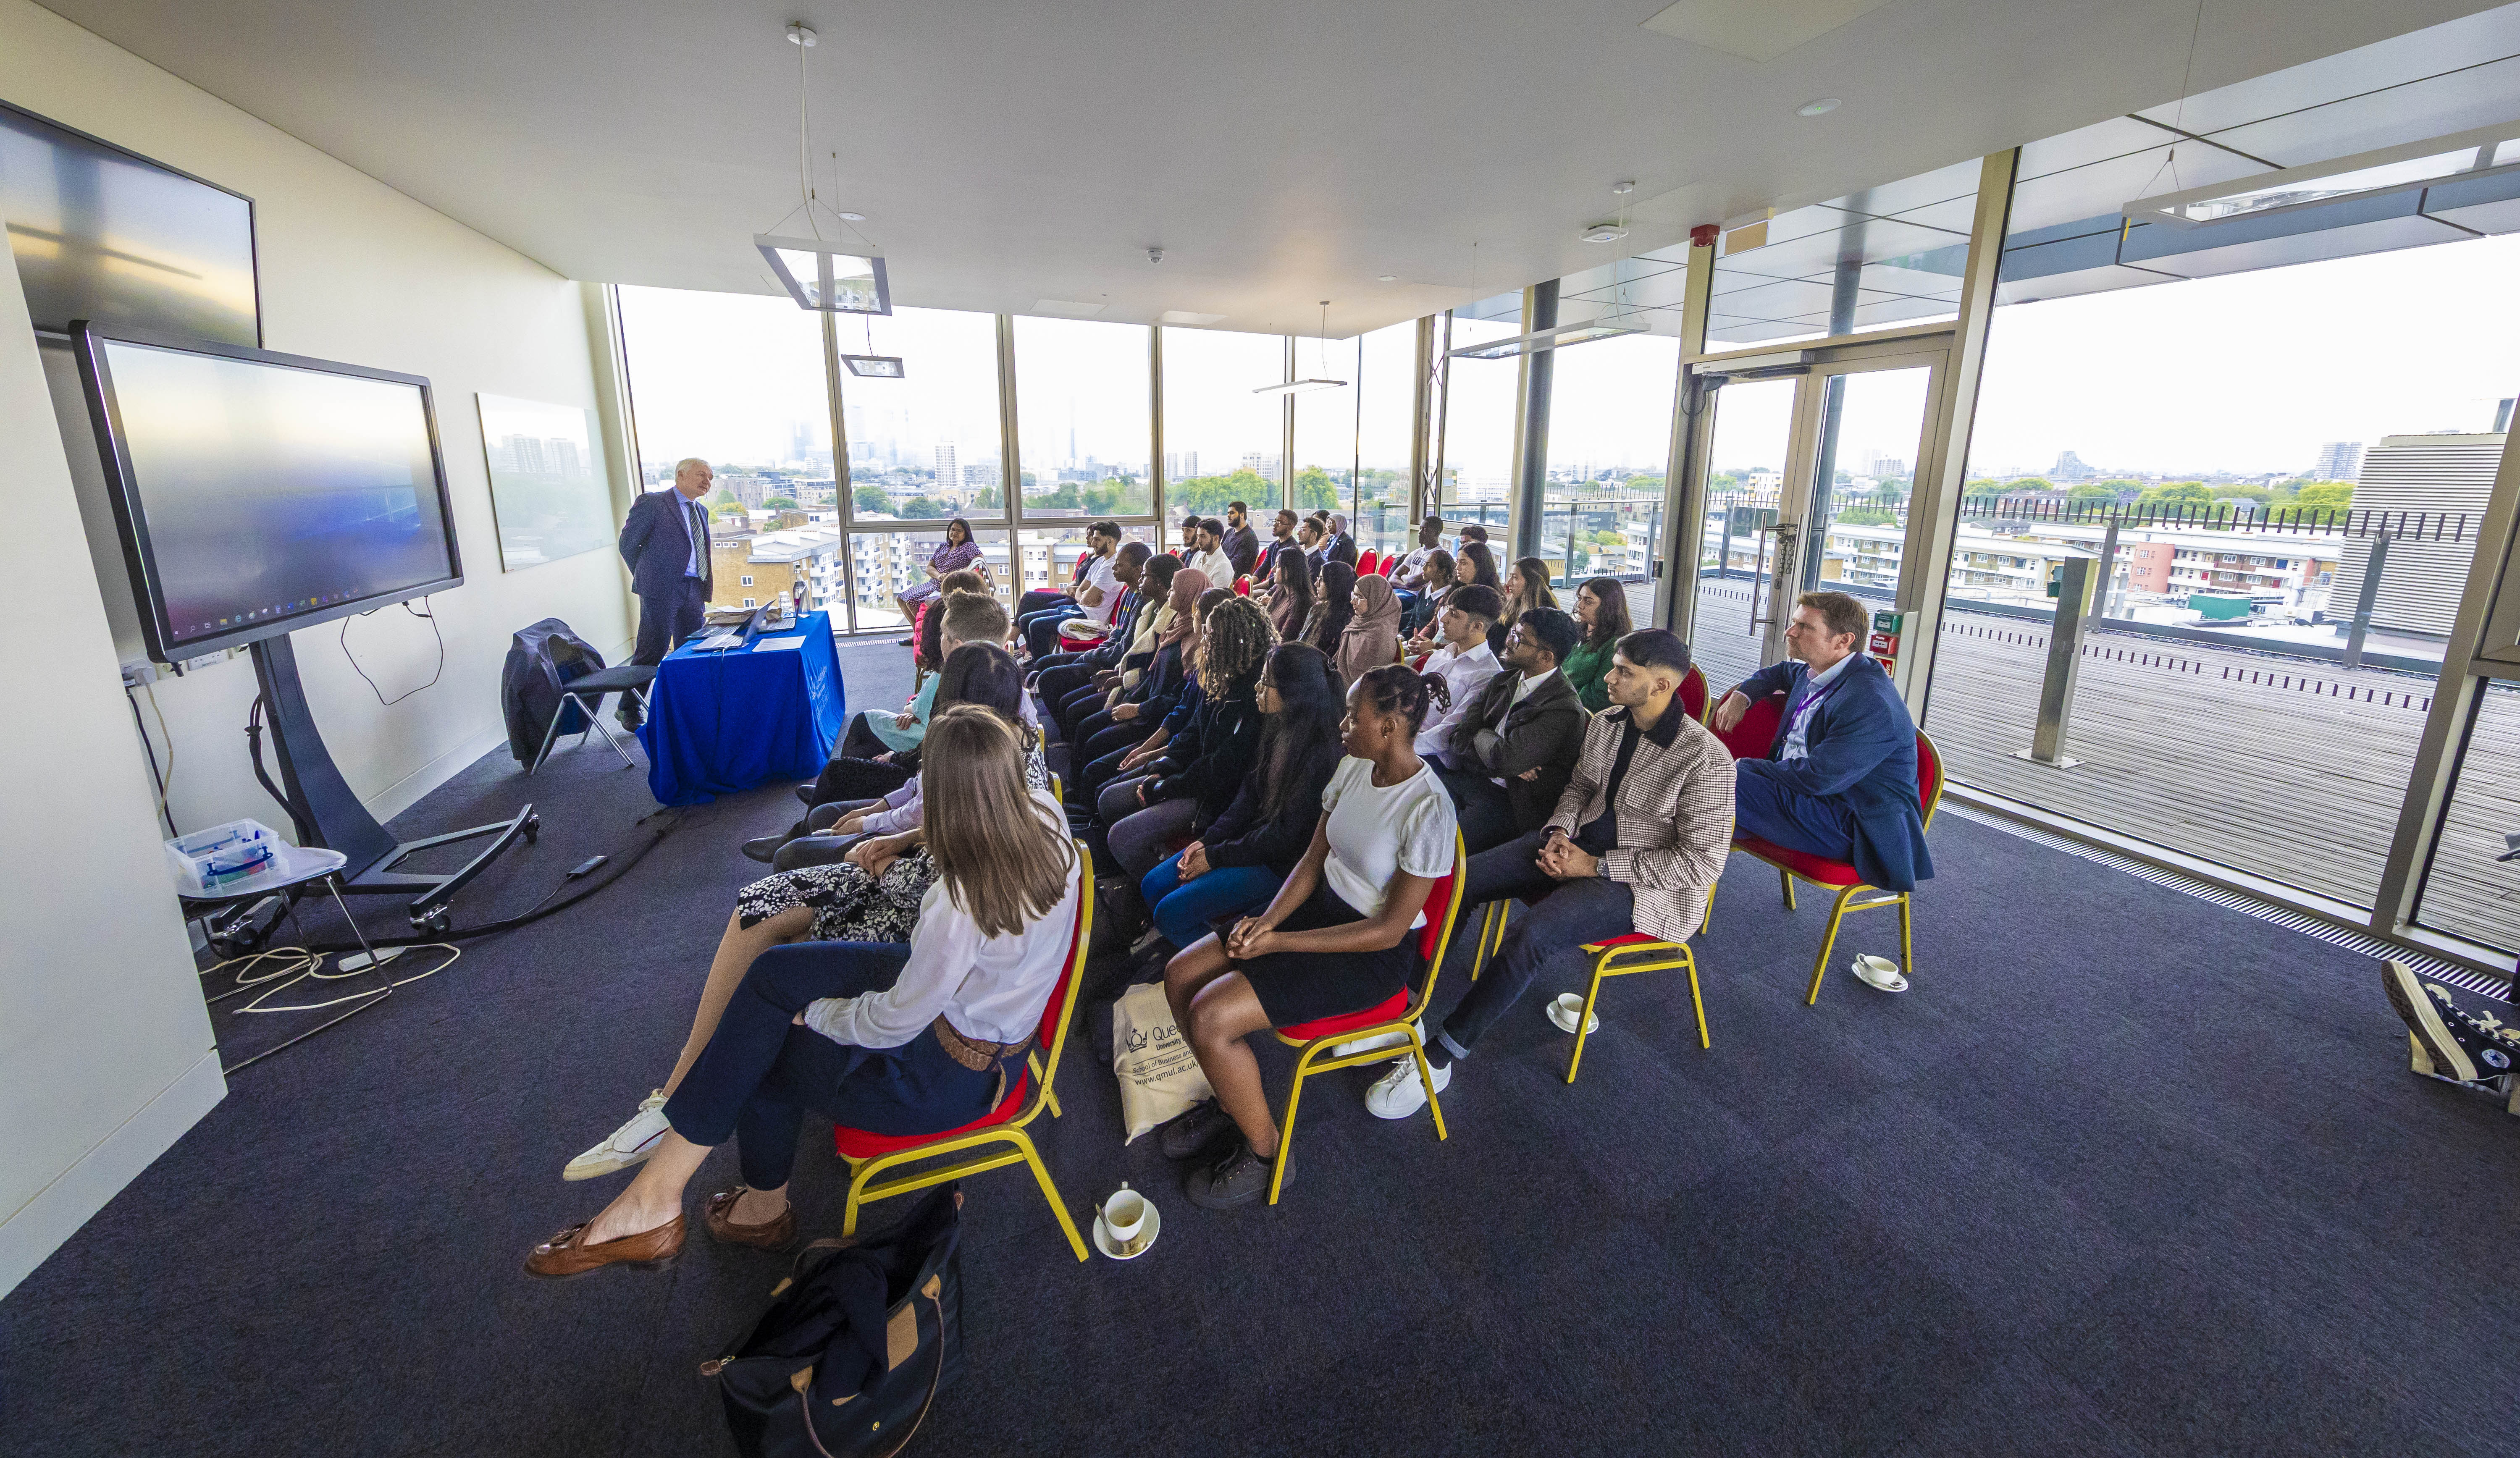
[1919,118,2520,918]
[1289,320,1418,559]
[1011,315,1152,520]
[835,304,1002,522]
[1539,327,1680,628]
[616,286,834,504]
[1160,327,1289,540]
[1437,296,1522,538]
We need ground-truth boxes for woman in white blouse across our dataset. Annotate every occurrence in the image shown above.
[527,707,1079,1277]
[1156,663,1460,1210]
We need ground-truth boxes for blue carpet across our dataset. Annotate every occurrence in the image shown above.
[3,636,2515,1456]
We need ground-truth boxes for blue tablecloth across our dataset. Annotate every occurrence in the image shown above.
[640,612,846,806]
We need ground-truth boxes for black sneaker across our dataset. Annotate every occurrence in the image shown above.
[2384,961,2510,1084]
[1159,1099,1238,1160]
[1185,1141,1289,1210]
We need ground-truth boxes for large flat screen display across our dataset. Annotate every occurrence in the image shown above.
[1,100,259,346]
[75,326,461,661]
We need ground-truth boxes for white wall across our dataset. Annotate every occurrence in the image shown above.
[0,0,633,1295]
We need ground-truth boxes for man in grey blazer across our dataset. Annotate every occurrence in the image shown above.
[616,457,716,726]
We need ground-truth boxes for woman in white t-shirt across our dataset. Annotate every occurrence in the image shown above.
[1158,663,1460,1210]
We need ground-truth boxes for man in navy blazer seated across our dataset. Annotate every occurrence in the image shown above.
[1710,590,1932,892]
[616,456,717,728]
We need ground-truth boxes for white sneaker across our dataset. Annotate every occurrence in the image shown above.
[564,1089,670,1181]
[1365,1056,1450,1120]
[1332,1028,1412,1059]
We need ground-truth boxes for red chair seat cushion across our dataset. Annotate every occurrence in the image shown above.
[831,1071,1029,1159]
[1735,834,1864,888]
[1278,989,1410,1043]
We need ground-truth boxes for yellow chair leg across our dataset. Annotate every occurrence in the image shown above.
[1470,902,1508,983]
[1411,1035,1449,1141]
[1687,956,1710,1049]
[1779,867,1797,911]
[1270,1059,1311,1206]
[1898,893,1914,984]
[1566,963,1607,1084]
[1014,1135,1089,1262]
[1805,888,1858,1005]
[841,1159,875,1240]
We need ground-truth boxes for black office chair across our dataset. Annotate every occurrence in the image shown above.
[527,664,657,774]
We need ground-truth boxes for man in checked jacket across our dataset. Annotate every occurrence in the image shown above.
[1365,628,1735,1120]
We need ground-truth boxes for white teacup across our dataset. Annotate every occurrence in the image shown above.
[1101,1185,1148,1246]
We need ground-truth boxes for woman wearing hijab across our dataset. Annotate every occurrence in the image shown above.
[1269,542,1314,642]
[1336,571,1403,685]
[1305,560,1356,653]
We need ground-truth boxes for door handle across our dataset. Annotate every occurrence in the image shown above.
[1749,523,1800,632]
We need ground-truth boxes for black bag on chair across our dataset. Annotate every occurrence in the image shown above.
[703,1184,964,1458]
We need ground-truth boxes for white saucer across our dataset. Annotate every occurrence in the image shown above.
[1851,955,1909,993]
[1092,1203,1160,1260]
[1546,993,1601,1035]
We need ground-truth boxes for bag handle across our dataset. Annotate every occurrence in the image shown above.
[800,1279,946,1458]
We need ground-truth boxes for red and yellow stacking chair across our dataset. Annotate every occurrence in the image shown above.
[828,842,1095,1261]
[1357,549,1381,576]
[1262,830,1467,1205]
[1730,730,1943,1005]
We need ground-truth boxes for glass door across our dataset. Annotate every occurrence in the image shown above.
[1684,341,1948,690]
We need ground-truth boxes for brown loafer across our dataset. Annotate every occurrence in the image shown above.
[703,1187,798,1251]
[524,1212,685,1277]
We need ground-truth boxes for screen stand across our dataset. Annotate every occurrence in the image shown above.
[249,635,538,934]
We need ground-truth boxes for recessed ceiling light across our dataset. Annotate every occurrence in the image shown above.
[1580,223,1629,244]
[1796,97,1842,117]
[1611,180,1637,195]
[837,211,866,221]
[1376,274,1398,282]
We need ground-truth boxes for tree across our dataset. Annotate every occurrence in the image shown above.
[710,501,747,522]
[2006,477,2054,493]
[1836,507,1897,526]
[853,483,890,515]
[896,496,950,520]
[2066,482,2121,501]
[761,495,800,511]
[711,486,738,506]
[2137,480,2213,506]
[2293,481,2355,514]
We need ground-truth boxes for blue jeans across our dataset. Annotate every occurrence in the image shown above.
[1140,853,1282,947]
[1021,604,1084,657]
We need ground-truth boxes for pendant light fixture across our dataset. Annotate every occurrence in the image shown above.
[1254,301,1349,395]
[754,22,892,315]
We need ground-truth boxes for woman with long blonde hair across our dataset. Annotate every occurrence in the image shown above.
[527,706,1080,1276]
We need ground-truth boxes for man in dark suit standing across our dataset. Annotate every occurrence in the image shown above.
[1713,590,1932,892]
[616,456,716,728]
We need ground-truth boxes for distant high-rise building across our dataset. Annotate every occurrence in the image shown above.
[547,439,583,478]
[932,443,958,498]
[2307,441,2363,481]
[506,435,548,474]
[2050,450,2094,481]
[1240,451,1281,479]
[1165,451,1199,481]
[1864,451,1909,480]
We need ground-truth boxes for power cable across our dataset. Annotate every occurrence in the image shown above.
[340,596,446,706]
